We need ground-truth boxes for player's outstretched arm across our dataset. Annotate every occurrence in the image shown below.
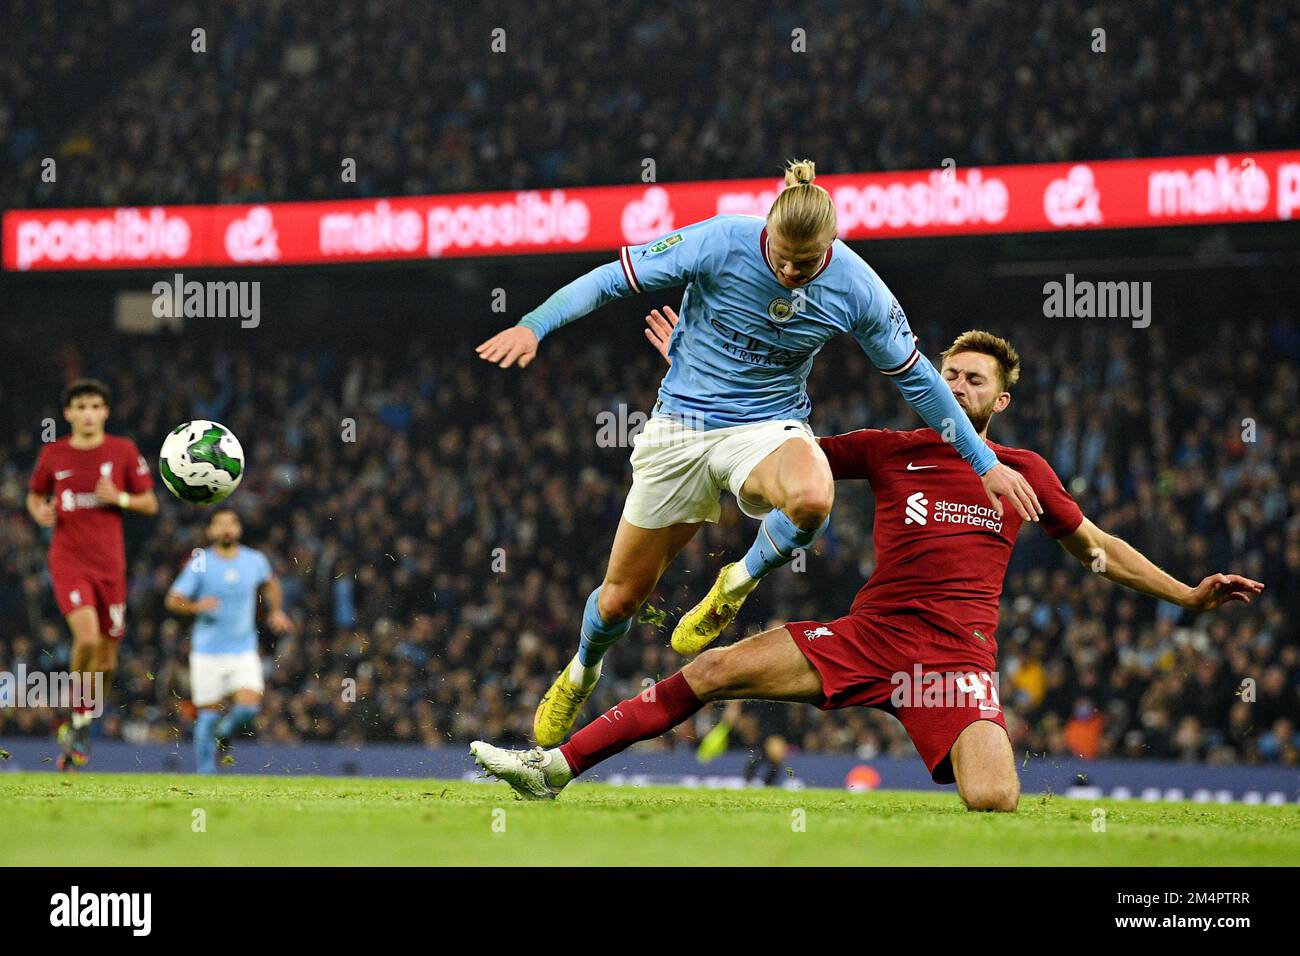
[1058,516,1264,611]
[476,259,630,369]
[476,325,539,369]
[485,219,715,370]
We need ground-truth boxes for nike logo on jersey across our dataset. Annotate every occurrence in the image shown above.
[905,462,937,471]
[54,470,74,480]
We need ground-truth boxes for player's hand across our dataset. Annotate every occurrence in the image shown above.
[94,476,121,505]
[31,499,56,527]
[195,596,221,613]
[980,463,1042,522]
[1182,573,1264,611]
[644,306,679,365]
[267,609,294,633]
[475,326,539,369]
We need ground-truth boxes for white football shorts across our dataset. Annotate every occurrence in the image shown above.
[622,415,819,529]
[190,650,265,708]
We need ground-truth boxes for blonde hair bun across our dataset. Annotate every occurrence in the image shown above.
[783,159,817,186]
[770,159,836,244]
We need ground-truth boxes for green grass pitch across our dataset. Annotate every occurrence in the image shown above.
[2,772,1298,866]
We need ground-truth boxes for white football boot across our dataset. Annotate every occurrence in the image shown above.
[470,742,569,800]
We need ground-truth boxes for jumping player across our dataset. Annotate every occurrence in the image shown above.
[165,508,292,773]
[476,160,1042,747]
[470,327,1263,809]
[26,379,159,769]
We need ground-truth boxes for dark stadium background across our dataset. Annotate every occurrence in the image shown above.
[0,0,1296,774]
[3,220,1296,769]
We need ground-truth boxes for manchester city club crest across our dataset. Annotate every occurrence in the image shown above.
[766,296,795,323]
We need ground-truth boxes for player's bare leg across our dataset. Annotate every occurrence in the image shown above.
[58,607,108,769]
[680,625,824,703]
[533,517,701,746]
[673,437,834,654]
[480,625,821,798]
[950,720,1019,812]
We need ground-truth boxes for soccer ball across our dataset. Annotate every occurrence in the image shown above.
[159,420,245,504]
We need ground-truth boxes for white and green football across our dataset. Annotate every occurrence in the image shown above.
[159,420,245,504]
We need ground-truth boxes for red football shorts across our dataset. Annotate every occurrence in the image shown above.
[785,612,1007,784]
[50,570,128,641]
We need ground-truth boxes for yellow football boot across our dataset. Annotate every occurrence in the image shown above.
[671,562,750,656]
[533,667,597,747]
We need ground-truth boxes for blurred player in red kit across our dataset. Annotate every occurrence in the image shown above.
[471,318,1263,810]
[26,379,159,769]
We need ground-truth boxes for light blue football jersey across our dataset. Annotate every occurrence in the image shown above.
[518,215,998,474]
[171,546,273,655]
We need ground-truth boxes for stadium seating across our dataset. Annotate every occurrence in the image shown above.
[1,301,1295,767]
[3,0,1297,210]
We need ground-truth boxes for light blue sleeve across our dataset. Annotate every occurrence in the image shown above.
[171,554,204,599]
[254,550,273,588]
[517,218,719,341]
[850,280,1000,476]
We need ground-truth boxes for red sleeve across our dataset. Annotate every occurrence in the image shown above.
[123,441,155,493]
[1023,453,1084,539]
[818,429,889,481]
[29,445,52,495]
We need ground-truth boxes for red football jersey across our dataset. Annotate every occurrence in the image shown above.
[819,427,1083,650]
[28,434,153,579]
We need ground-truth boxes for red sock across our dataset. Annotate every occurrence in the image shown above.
[559,671,703,776]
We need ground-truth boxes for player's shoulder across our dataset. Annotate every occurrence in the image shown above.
[105,433,143,455]
[632,216,754,265]
[713,214,763,230]
[988,440,1059,477]
[661,214,757,238]
[35,436,68,460]
[700,214,762,243]
[236,545,271,567]
[825,240,889,307]
[826,238,878,280]
[826,426,917,450]
[880,426,943,445]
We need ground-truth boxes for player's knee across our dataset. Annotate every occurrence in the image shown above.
[596,583,642,623]
[963,779,1020,813]
[69,620,100,648]
[683,648,736,702]
[783,482,833,530]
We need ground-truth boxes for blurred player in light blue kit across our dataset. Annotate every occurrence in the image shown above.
[166,508,292,773]
[477,159,1042,749]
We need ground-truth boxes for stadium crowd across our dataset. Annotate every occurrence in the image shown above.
[3,0,1297,209]
[0,300,1296,769]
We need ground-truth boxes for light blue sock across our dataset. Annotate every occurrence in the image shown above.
[742,509,829,581]
[576,587,632,667]
[195,709,221,774]
[215,703,259,740]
